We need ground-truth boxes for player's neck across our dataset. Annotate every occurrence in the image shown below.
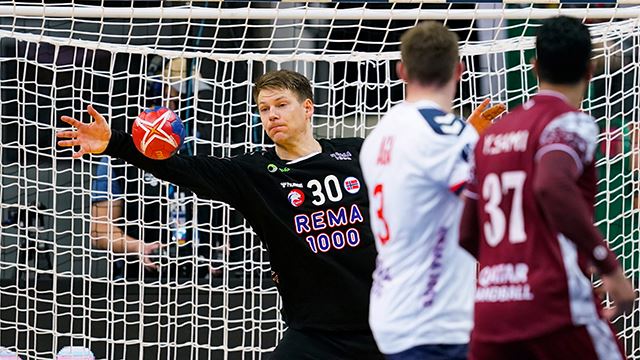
[275,134,322,161]
[538,82,586,108]
[405,84,454,113]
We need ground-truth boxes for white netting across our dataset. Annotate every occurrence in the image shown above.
[0,2,639,359]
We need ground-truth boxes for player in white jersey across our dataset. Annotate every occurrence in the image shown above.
[360,22,504,359]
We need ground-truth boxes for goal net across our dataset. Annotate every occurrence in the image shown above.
[0,1,639,359]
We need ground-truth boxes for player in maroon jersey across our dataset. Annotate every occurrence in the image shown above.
[459,16,636,360]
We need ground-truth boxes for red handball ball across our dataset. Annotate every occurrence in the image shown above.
[131,106,185,160]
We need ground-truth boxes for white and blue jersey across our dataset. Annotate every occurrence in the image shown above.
[360,100,478,354]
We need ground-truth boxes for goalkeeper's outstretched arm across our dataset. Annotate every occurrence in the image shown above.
[57,105,243,206]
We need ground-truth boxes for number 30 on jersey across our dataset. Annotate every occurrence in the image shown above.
[307,175,343,206]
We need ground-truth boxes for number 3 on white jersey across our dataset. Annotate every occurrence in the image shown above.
[482,171,527,246]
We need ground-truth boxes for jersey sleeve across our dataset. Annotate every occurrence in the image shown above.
[446,126,479,195]
[91,157,123,203]
[461,145,479,200]
[535,112,598,173]
[103,129,250,209]
[415,108,478,194]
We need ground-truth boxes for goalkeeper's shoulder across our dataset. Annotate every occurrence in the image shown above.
[322,137,365,152]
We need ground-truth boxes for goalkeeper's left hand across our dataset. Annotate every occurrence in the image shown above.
[467,98,506,135]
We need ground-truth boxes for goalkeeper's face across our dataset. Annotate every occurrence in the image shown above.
[257,88,314,146]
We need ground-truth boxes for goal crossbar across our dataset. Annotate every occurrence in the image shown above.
[2,5,640,20]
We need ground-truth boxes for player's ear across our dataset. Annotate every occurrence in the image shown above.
[531,57,539,78]
[303,98,314,119]
[396,61,407,82]
[455,61,464,81]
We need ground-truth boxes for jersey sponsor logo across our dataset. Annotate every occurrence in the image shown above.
[476,263,534,303]
[423,227,447,307]
[482,130,529,155]
[294,205,364,253]
[280,182,303,188]
[294,205,363,234]
[371,259,391,298]
[267,163,290,173]
[288,189,305,207]
[343,177,361,194]
[306,228,361,253]
[330,151,352,161]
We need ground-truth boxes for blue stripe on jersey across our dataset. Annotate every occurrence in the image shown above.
[461,143,472,163]
[418,108,466,136]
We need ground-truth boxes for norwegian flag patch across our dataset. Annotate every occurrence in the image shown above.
[343,177,361,194]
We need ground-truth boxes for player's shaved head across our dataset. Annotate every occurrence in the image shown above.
[400,21,459,86]
[254,70,314,103]
[536,16,592,85]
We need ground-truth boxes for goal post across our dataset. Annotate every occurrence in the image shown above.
[0,2,639,359]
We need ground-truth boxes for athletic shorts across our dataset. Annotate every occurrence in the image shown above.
[469,321,626,360]
[385,344,468,360]
[268,327,384,360]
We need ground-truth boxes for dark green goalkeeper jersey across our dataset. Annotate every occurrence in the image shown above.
[104,129,377,331]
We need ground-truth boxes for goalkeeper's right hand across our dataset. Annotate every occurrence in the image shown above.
[467,99,506,135]
[57,105,111,158]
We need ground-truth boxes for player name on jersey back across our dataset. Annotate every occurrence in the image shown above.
[482,130,529,155]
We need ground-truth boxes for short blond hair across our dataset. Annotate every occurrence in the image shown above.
[253,70,313,103]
